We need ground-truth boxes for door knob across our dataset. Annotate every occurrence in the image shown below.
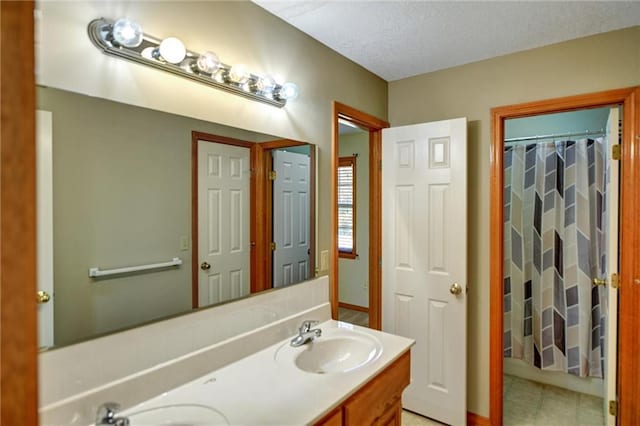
[593,278,607,286]
[449,283,463,296]
[36,290,51,304]
[200,261,211,271]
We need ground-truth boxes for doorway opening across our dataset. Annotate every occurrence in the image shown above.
[502,106,618,425]
[490,87,640,426]
[331,102,388,330]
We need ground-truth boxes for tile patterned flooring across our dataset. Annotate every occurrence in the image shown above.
[503,375,605,425]
[337,307,369,327]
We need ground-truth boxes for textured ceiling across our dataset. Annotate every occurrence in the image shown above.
[252,1,640,81]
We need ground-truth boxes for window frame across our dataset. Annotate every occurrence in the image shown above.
[337,155,357,259]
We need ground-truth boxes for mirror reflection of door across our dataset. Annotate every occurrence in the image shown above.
[272,148,311,288]
[197,139,251,307]
[336,119,370,327]
[502,106,620,425]
[36,110,54,349]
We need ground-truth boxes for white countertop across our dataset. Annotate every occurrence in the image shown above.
[118,320,414,425]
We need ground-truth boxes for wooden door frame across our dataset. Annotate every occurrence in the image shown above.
[331,102,389,330]
[489,87,640,425]
[191,131,255,307]
[0,1,39,424]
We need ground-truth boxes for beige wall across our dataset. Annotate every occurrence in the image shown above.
[388,26,640,417]
[338,131,370,308]
[37,1,388,280]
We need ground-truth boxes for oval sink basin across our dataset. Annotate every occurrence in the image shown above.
[293,330,382,374]
[125,403,229,426]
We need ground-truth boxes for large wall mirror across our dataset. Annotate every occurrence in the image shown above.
[36,85,316,349]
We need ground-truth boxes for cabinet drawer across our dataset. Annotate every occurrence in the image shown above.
[343,350,410,425]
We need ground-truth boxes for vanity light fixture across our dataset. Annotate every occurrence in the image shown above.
[88,17,299,108]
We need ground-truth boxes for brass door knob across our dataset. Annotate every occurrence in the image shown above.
[36,290,51,304]
[200,261,211,271]
[593,278,607,286]
[449,283,463,296]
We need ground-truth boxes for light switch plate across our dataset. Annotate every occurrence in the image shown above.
[180,236,189,251]
[320,250,329,271]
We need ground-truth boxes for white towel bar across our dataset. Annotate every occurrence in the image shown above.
[89,257,182,278]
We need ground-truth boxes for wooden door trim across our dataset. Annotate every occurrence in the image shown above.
[250,143,268,293]
[0,1,39,424]
[260,139,309,150]
[489,87,640,425]
[332,102,389,330]
[191,131,255,308]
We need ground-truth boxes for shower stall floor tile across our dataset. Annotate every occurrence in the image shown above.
[503,375,605,425]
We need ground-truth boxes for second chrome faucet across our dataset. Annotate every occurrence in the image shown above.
[290,320,322,347]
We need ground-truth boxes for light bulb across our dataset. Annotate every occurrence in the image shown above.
[278,82,299,100]
[111,18,143,48]
[196,51,220,74]
[141,47,155,60]
[255,75,276,94]
[158,37,186,64]
[228,64,250,84]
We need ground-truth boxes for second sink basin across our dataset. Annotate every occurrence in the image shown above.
[277,324,383,374]
[123,403,229,425]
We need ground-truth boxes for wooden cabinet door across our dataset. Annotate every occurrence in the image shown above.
[344,351,410,425]
[378,398,402,426]
[315,407,342,426]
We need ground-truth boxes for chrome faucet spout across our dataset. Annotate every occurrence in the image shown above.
[290,320,322,347]
[96,402,130,426]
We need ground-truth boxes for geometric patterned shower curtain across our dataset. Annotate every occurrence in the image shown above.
[503,138,607,378]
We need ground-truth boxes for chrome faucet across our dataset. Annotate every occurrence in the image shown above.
[96,402,130,426]
[290,320,322,347]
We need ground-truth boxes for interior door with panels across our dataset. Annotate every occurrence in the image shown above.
[197,140,250,306]
[382,118,467,425]
[272,149,311,287]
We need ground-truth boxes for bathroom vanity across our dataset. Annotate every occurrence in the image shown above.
[40,278,414,425]
[110,320,413,425]
[314,350,410,425]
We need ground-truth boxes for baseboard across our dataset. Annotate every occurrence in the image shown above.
[467,411,491,426]
[338,301,369,313]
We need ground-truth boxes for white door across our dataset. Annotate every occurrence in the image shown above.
[272,150,311,287]
[197,141,250,306]
[382,118,467,425]
[36,110,55,349]
[604,107,620,426]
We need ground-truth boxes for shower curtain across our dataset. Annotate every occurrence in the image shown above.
[503,138,607,378]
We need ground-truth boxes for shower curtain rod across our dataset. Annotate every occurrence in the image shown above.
[504,129,605,144]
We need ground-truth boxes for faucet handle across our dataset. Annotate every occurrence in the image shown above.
[300,320,319,332]
[96,402,121,425]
